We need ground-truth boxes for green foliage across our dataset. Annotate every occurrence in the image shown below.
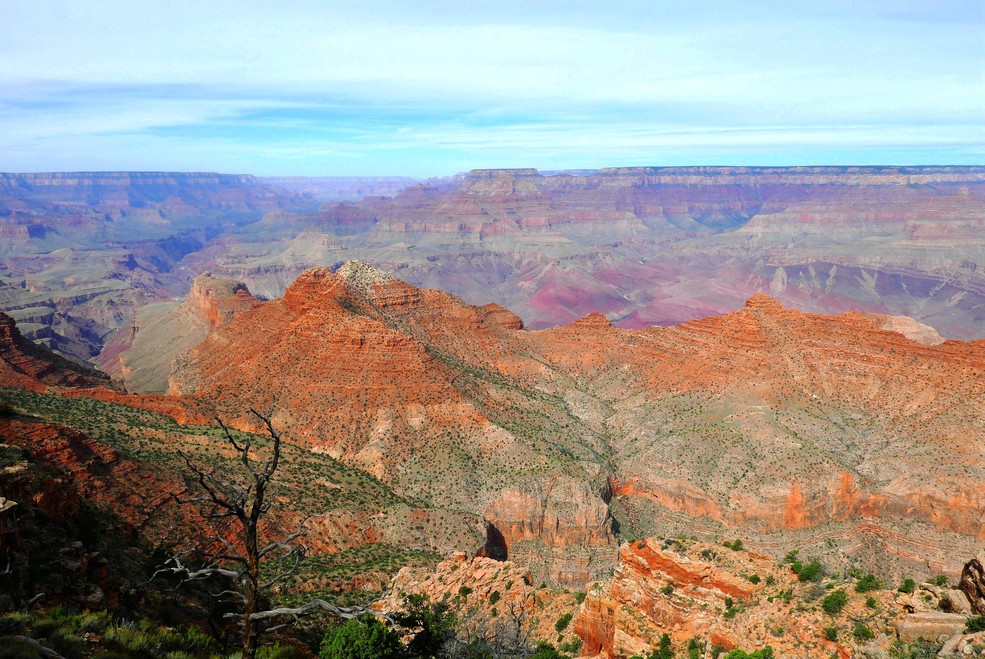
[887,639,945,658]
[792,560,824,582]
[559,637,583,655]
[257,642,309,659]
[554,612,573,633]
[395,594,457,659]
[647,633,674,659]
[530,641,566,659]
[747,575,761,585]
[764,575,776,587]
[932,575,950,587]
[966,616,985,633]
[852,623,874,641]
[661,583,675,596]
[854,573,881,593]
[782,550,799,564]
[865,596,877,609]
[723,539,744,551]
[700,549,715,560]
[319,615,403,659]
[898,578,916,594]
[822,589,848,615]
[823,626,838,641]
[723,647,774,659]
[458,586,473,598]
[687,638,706,659]
[574,591,586,604]
[488,590,500,605]
[0,609,218,659]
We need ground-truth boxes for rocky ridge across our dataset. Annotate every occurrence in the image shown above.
[168,262,985,586]
[193,166,985,341]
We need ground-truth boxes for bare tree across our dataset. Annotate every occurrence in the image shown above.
[152,409,375,659]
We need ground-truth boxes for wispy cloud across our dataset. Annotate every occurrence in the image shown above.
[0,1,981,174]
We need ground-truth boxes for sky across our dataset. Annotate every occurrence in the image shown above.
[1,0,982,176]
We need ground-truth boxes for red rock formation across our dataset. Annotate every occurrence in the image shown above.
[105,273,261,392]
[0,416,193,544]
[169,264,985,583]
[575,539,897,658]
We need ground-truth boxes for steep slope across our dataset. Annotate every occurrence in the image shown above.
[100,273,262,393]
[0,311,114,391]
[170,263,985,585]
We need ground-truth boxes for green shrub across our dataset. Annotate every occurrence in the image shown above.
[966,616,985,633]
[823,626,838,641]
[319,615,402,659]
[853,624,874,641]
[794,561,825,582]
[887,639,945,658]
[748,575,761,584]
[47,629,85,659]
[932,575,949,587]
[574,591,586,604]
[724,647,774,659]
[855,573,881,593]
[554,612,573,633]
[865,596,877,609]
[559,637,583,654]
[0,612,31,635]
[649,633,674,659]
[531,641,565,659]
[687,638,706,659]
[488,590,500,605]
[822,589,848,615]
[661,583,675,596]
[258,642,308,659]
[898,578,916,594]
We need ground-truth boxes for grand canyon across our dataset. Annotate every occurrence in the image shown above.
[1,167,984,657]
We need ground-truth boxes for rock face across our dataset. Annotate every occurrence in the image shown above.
[378,553,586,651]
[169,263,985,585]
[895,612,969,643]
[104,273,260,393]
[0,311,113,391]
[573,539,942,659]
[961,553,985,616]
[483,479,618,585]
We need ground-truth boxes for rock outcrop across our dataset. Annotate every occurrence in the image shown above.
[960,553,985,616]
[0,311,114,391]
[106,273,260,392]
[483,479,618,586]
[168,264,985,584]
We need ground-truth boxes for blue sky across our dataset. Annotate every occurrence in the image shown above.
[1,0,982,176]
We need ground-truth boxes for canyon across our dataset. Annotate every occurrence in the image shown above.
[161,261,984,589]
[2,167,984,656]
[3,167,984,374]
